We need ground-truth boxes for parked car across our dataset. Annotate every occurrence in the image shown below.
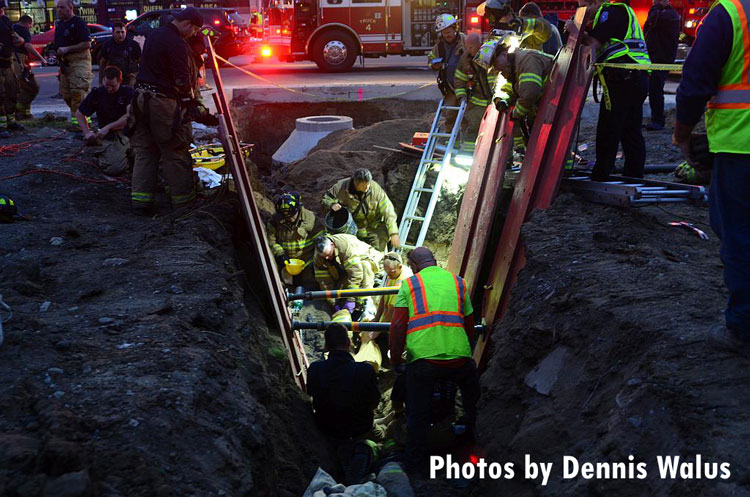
[91,8,250,63]
[31,23,112,66]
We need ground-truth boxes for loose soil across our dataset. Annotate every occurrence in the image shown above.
[1,99,746,497]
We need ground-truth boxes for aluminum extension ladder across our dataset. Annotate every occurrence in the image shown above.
[398,98,467,251]
[564,175,707,207]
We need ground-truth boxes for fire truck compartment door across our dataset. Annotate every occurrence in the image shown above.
[349,0,390,50]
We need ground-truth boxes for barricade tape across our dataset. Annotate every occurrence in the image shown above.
[214,54,437,102]
[594,62,682,111]
[595,62,683,72]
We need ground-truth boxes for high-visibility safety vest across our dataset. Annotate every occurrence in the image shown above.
[705,0,750,154]
[395,266,473,363]
[593,3,651,66]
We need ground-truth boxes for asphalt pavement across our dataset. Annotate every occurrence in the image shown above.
[31,55,434,116]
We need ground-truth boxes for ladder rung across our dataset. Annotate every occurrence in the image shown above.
[415,187,434,193]
[405,215,426,221]
[442,106,461,110]
[401,244,416,250]
[433,133,452,137]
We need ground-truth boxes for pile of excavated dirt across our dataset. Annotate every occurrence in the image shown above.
[474,193,750,496]
[0,124,335,497]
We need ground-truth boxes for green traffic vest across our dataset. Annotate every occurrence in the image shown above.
[593,3,651,65]
[403,266,472,363]
[705,0,750,154]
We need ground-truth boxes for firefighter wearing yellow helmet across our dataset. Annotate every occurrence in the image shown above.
[428,13,466,132]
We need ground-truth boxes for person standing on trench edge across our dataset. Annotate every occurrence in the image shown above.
[673,0,750,349]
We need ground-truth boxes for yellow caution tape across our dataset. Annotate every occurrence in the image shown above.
[595,62,683,72]
[214,54,437,102]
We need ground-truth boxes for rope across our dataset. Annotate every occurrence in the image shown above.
[214,54,437,101]
[0,130,67,157]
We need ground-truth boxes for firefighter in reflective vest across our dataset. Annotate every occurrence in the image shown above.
[389,247,480,469]
[313,234,383,314]
[476,36,554,152]
[566,0,650,181]
[322,168,399,251]
[267,192,326,285]
[674,0,750,347]
[428,14,466,132]
[454,33,497,148]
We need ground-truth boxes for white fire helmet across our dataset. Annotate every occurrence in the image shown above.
[435,13,458,32]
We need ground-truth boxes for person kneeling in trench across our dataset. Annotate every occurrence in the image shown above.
[307,323,382,484]
[75,65,134,176]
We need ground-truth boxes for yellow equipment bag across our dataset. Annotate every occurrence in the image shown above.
[190,143,254,170]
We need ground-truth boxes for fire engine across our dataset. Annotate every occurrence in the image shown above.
[261,0,480,71]
[259,0,709,72]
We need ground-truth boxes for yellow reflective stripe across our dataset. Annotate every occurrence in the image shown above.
[454,69,470,82]
[515,102,529,115]
[519,73,543,86]
[344,257,361,268]
[271,244,284,256]
[470,96,489,106]
[455,88,468,97]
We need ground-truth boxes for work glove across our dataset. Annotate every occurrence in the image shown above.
[333,301,357,313]
[494,98,509,113]
[276,254,290,267]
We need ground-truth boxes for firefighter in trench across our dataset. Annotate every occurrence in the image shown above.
[322,168,400,251]
[266,192,326,286]
[313,234,383,317]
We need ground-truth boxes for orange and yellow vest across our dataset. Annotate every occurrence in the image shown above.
[705,0,750,154]
[394,266,473,363]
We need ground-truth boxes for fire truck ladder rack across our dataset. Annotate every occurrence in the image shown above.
[564,175,707,207]
[204,37,308,390]
[398,98,467,251]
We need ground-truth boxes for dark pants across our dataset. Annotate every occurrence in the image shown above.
[709,153,750,339]
[648,70,668,126]
[592,70,648,181]
[404,359,480,466]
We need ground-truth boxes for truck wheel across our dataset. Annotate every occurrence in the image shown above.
[312,31,357,72]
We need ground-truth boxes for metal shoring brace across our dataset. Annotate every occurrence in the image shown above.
[0,294,12,347]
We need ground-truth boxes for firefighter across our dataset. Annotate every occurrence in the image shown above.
[0,6,24,138]
[475,36,554,153]
[322,168,399,251]
[428,14,466,132]
[267,192,326,286]
[313,234,383,315]
[12,15,46,121]
[454,33,497,148]
[98,22,141,87]
[519,3,561,55]
[129,8,204,215]
[54,0,93,128]
[566,0,650,181]
[75,66,134,176]
[479,0,552,51]
[389,246,480,471]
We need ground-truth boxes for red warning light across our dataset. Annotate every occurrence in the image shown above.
[471,16,479,24]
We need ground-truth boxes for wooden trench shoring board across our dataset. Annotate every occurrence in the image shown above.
[455,8,596,366]
[204,37,309,390]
